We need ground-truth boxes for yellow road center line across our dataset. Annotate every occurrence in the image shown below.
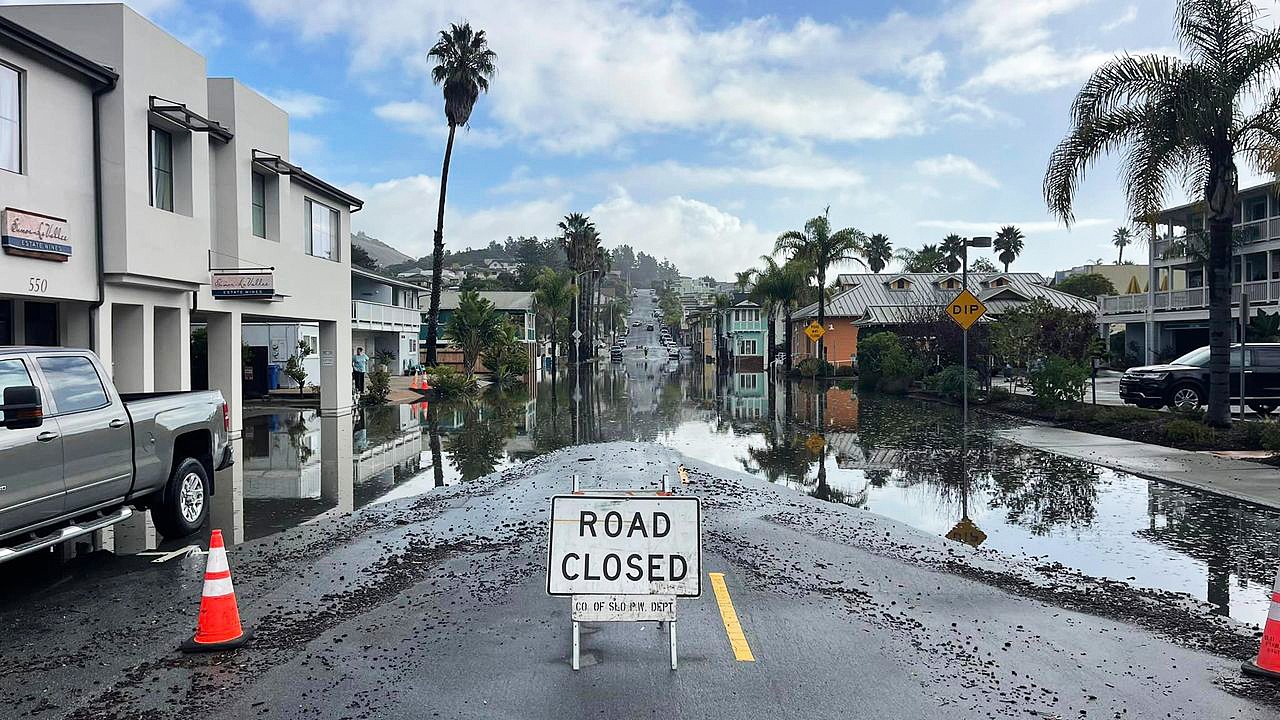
[709,572,755,662]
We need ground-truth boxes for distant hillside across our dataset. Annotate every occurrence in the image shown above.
[352,231,413,268]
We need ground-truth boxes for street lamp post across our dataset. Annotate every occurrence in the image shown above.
[960,236,993,430]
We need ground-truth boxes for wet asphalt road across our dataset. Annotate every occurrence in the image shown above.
[2,440,1279,719]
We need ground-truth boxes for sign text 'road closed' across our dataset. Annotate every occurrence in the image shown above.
[547,495,701,597]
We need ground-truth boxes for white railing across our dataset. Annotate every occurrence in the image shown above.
[352,300,420,330]
[1098,283,1277,315]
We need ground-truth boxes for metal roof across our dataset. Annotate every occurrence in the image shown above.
[796,272,1095,322]
[0,16,116,89]
[433,290,535,312]
[351,266,425,292]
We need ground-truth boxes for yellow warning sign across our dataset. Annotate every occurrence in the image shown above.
[945,288,987,331]
[804,321,826,342]
[804,434,826,454]
[946,517,987,547]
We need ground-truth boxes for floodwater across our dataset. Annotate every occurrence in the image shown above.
[13,351,1278,627]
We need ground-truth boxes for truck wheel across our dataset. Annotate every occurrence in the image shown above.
[1168,384,1203,413]
[153,458,210,539]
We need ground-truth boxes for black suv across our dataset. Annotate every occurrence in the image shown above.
[1119,343,1280,413]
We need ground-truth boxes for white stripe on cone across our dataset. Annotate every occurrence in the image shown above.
[205,547,229,574]
[203,576,235,597]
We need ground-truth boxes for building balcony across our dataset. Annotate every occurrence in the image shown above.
[352,300,420,332]
[1099,280,1279,316]
[1154,219,1278,262]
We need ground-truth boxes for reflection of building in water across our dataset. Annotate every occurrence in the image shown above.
[722,372,766,418]
[504,397,539,457]
[242,410,321,499]
[826,433,898,472]
[1139,481,1280,616]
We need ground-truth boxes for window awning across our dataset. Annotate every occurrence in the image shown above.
[149,96,232,143]
[252,149,364,212]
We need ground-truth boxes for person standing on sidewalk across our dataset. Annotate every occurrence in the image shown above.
[353,347,369,395]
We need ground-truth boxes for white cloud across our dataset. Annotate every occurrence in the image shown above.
[1101,5,1138,32]
[244,0,931,152]
[290,131,325,166]
[264,89,332,119]
[955,0,1093,54]
[348,174,773,276]
[373,100,508,147]
[916,218,1113,233]
[965,44,1173,92]
[903,52,946,93]
[914,154,999,188]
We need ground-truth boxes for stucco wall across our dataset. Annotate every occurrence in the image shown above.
[0,38,98,303]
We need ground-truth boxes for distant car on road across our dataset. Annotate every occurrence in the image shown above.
[1120,343,1280,413]
[646,324,655,331]
[0,348,233,563]
[632,320,641,327]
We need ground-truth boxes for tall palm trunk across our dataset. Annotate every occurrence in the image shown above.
[569,276,579,365]
[1117,245,1124,264]
[1205,153,1237,427]
[424,123,457,366]
[784,305,794,373]
[766,304,777,375]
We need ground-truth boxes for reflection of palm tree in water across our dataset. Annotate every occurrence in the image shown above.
[427,402,444,487]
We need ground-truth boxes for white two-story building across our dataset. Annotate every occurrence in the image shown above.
[0,4,361,541]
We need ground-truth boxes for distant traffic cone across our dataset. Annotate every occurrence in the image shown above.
[1243,566,1280,680]
[411,371,422,391]
[181,529,251,652]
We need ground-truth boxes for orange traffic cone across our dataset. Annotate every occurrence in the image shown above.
[1243,566,1280,680]
[181,529,252,652]
[410,372,421,391]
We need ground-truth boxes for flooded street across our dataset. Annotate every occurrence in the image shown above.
[221,353,1280,627]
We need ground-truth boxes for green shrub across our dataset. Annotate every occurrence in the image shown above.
[362,366,391,406]
[1163,418,1215,446]
[1099,405,1157,423]
[1261,423,1280,454]
[923,365,977,401]
[429,365,478,398]
[481,321,528,386]
[1027,356,1089,407]
[858,332,922,393]
[987,386,1014,404]
[796,358,832,378]
[833,363,857,377]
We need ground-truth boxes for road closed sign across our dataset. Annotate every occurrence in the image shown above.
[547,495,701,597]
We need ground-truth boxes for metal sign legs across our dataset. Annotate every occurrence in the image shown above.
[569,619,678,671]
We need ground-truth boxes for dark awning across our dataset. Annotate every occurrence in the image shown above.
[149,95,232,143]
[252,149,364,211]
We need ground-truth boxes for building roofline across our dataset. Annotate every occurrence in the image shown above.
[0,15,116,88]
[351,265,424,291]
[252,149,364,211]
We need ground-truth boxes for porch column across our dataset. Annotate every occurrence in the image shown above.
[320,414,353,513]
[319,318,353,417]
[153,306,186,392]
[110,303,149,393]
[206,310,244,544]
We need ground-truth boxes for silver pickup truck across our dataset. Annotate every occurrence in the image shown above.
[0,347,232,563]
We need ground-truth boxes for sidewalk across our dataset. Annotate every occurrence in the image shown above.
[998,425,1280,510]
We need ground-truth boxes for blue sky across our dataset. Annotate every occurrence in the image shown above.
[63,0,1256,279]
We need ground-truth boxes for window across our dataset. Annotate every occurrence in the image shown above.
[0,358,32,421]
[739,374,758,390]
[739,339,758,355]
[990,277,1008,287]
[942,278,959,289]
[37,355,109,414]
[306,199,338,260]
[0,299,11,345]
[1252,348,1280,367]
[891,278,911,290]
[23,301,57,346]
[150,127,174,211]
[0,64,20,173]
[251,172,267,238]
[1247,196,1268,223]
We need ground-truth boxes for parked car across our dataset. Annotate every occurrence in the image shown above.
[1119,343,1280,413]
[646,324,655,331]
[667,347,680,360]
[610,348,624,363]
[0,348,233,563]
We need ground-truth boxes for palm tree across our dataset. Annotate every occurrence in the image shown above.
[1044,0,1280,426]
[940,234,965,273]
[712,293,732,365]
[755,256,808,374]
[734,270,755,292]
[994,225,1024,271]
[775,209,866,364]
[444,290,502,376]
[423,23,497,366]
[862,233,893,273]
[558,213,600,364]
[533,268,574,373]
[895,244,947,273]
[1112,226,1134,264]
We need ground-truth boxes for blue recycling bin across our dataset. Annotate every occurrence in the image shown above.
[267,364,281,390]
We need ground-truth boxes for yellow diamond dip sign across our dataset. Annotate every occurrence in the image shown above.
[804,320,826,342]
[946,288,987,330]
